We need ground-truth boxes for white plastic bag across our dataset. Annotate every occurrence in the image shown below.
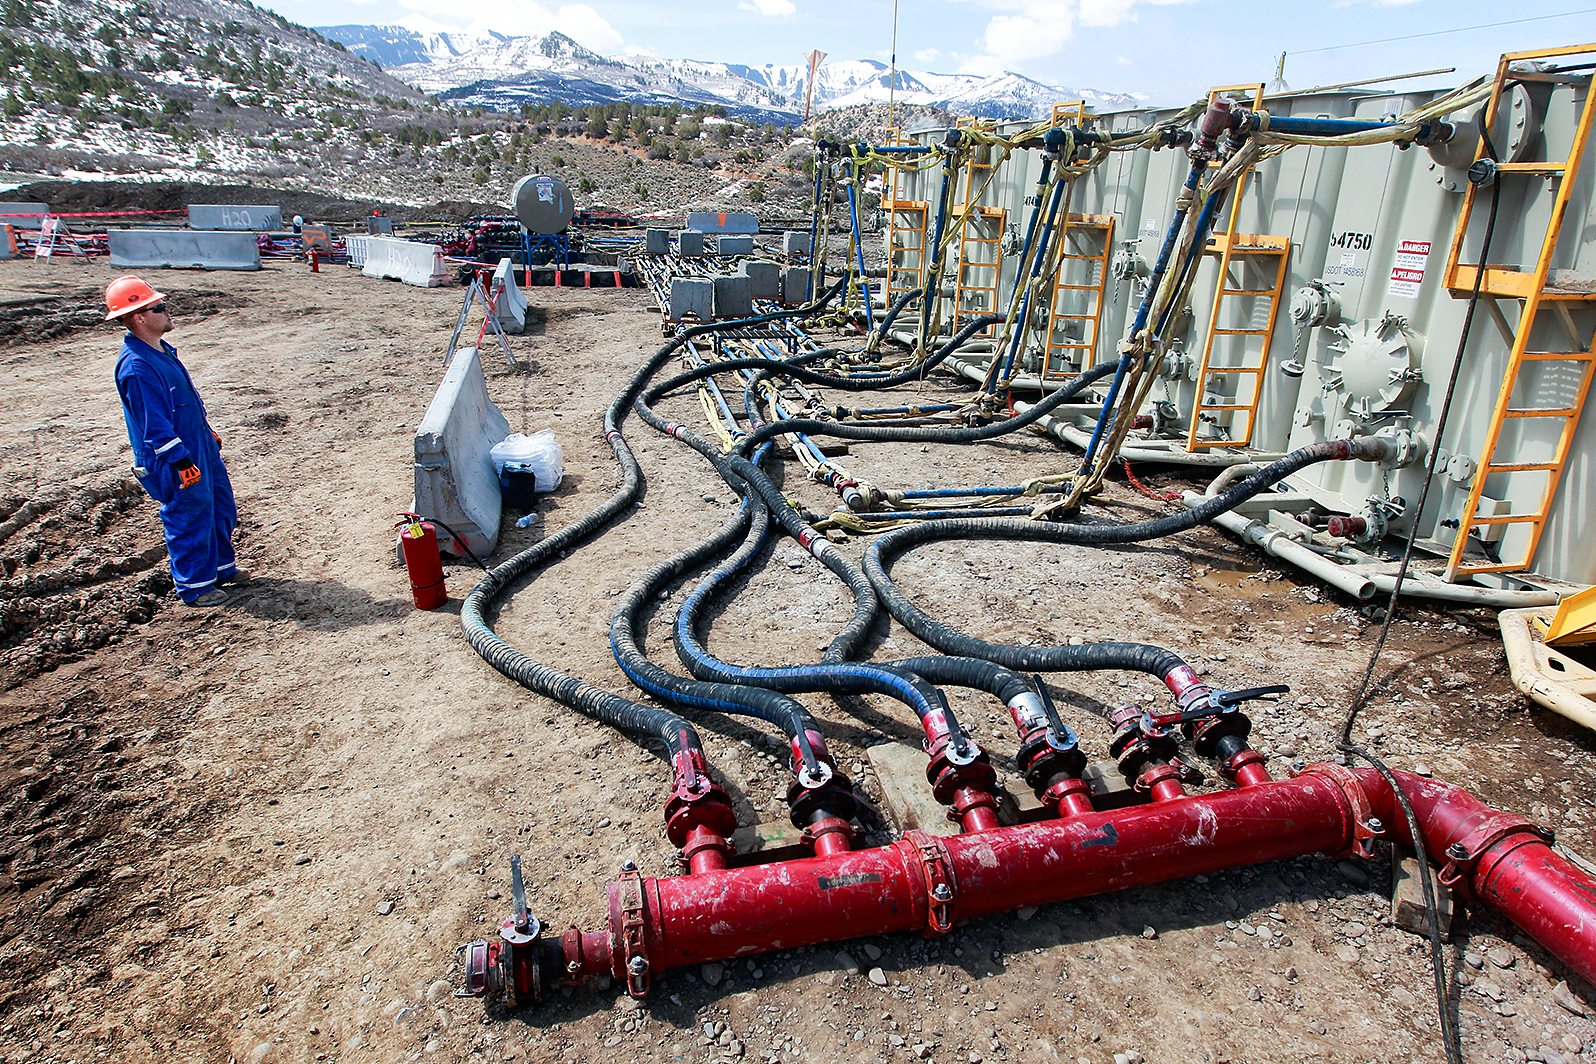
[490,430,563,493]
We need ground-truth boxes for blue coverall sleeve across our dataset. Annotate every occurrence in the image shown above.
[118,369,193,467]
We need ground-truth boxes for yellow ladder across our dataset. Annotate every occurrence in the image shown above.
[1040,213,1115,383]
[1051,100,1087,128]
[1441,43,1596,580]
[1186,83,1291,450]
[956,117,999,208]
[953,207,1006,338]
[885,200,930,306]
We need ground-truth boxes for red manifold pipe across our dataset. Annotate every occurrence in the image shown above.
[534,765,1596,995]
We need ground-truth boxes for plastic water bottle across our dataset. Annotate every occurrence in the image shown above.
[515,512,538,529]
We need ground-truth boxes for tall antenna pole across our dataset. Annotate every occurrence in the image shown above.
[888,0,900,130]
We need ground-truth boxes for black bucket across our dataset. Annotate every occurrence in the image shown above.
[499,464,538,511]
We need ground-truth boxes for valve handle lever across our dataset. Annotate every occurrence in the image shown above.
[510,855,530,934]
[1145,683,1291,728]
[1029,674,1075,748]
[1209,683,1290,710]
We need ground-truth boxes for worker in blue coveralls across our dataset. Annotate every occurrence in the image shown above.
[107,275,248,608]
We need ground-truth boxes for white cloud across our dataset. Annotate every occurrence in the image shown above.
[959,0,1195,74]
[737,0,796,15]
[913,47,942,63]
[395,0,626,53]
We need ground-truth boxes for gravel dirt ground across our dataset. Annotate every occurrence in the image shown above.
[0,256,1593,1064]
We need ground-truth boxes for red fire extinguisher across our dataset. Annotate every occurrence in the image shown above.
[397,513,447,609]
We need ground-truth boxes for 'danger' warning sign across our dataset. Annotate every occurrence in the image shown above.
[1387,239,1431,299]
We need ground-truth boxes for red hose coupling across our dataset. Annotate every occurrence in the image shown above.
[1295,763,1383,859]
[1436,809,1553,903]
[1327,515,1367,539]
[1042,775,1096,816]
[1191,98,1234,159]
[1138,761,1190,802]
[1222,746,1271,787]
[924,734,997,804]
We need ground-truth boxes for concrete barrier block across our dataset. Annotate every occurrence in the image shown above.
[490,257,529,334]
[361,236,448,287]
[716,234,754,257]
[108,229,261,270]
[186,203,283,231]
[0,224,15,259]
[645,228,670,255]
[686,211,759,234]
[678,230,706,257]
[713,274,754,319]
[781,267,811,305]
[0,202,49,230]
[412,345,510,559]
[739,260,780,300]
[783,231,811,257]
[668,277,714,321]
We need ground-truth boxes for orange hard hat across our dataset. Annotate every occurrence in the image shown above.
[104,275,166,321]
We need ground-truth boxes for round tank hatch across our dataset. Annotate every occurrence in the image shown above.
[1323,316,1418,419]
[512,175,575,235]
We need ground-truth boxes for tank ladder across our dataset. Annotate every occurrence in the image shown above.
[1040,213,1116,383]
[1441,43,1596,580]
[953,207,1007,338]
[1186,83,1292,451]
[881,129,931,311]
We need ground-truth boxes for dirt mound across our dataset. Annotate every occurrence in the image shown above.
[0,286,247,349]
[0,480,173,681]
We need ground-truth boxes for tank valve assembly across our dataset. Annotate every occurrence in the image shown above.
[1328,495,1406,543]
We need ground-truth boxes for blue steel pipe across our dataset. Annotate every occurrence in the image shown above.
[1255,114,1422,137]
[989,155,1054,382]
[845,158,876,332]
[915,146,959,347]
[1081,181,1228,482]
[805,161,826,301]
[991,162,1071,394]
[1076,157,1206,474]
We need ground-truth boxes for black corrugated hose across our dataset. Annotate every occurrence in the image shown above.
[459,280,847,763]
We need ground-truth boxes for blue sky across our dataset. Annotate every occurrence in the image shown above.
[258,0,1596,104]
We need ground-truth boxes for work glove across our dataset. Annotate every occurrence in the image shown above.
[212,429,222,449]
[177,459,202,489]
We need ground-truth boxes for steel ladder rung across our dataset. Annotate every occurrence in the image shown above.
[1199,365,1265,376]
[1221,288,1277,296]
[1470,513,1547,526]
[1494,162,1566,174]
[1197,403,1255,412]
[1503,407,1580,419]
[1211,328,1270,336]
[1522,350,1596,361]
[1487,461,1561,473]
[1053,283,1100,291]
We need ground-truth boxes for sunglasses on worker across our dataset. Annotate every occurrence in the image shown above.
[140,303,169,315]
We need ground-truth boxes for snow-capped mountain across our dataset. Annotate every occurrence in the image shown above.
[315,26,1141,122]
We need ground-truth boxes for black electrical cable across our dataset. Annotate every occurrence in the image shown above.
[421,515,491,571]
[1333,116,1507,1064]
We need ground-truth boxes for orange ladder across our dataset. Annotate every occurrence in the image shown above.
[1441,44,1596,580]
[1040,213,1115,383]
[1186,83,1291,450]
[953,207,1006,338]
